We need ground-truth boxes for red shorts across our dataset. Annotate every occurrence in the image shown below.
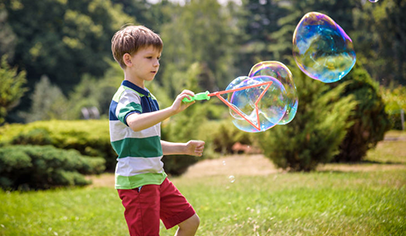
[117,178,196,236]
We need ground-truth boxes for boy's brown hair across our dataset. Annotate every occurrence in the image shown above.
[111,25,163,69]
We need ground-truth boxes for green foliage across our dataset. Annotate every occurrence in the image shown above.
[0,55,27,125]
[67,68,122,119]
[3,0,133,92]
[238,0,291,68]
[0,118,220,176]
[0,145,105,190]
[0,8,16,60]
[17,61,123,122]
[0,120,116,171]
[159,0,238,96]
[110,0,172,30]
[161,63,209,175]
[197,120,256,155]
[262,0,356,64]
[332,63,391,162]
[1,0,405,127]
[352,0,406,85]
[258,63,357,171]
[381,85,406,130]
[19,75,70,122]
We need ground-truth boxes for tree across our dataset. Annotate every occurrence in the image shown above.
[0,56,27,125]
[237,0,290,72]
[19,76,69,122]
[111,0,173,30]
[258,61,357,171]
[0,7,16,61]
[381,85,406,130]
[2,0,133,119]
[352,0,406,86]
[159,0,239,98]
[266,0,356,64]
[332,63,391,162]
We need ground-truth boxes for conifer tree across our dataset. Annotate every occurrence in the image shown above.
[258,62,357,171]
[332,63,391,162]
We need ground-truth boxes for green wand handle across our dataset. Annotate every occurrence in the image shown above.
[182,91,211,103]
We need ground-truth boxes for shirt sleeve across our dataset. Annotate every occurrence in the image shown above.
[115,90,142,126]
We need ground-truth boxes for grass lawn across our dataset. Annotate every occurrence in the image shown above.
[1,131,405,235]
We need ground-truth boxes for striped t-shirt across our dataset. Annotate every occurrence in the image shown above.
[109,80,167,189]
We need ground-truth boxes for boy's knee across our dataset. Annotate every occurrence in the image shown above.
[180,214,200,230]
[191,214,200,227]
[188,214,200,228]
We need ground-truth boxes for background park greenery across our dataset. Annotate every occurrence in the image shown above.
[0,0,405,184]
[0,0,405,235]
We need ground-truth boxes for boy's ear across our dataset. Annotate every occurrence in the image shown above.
[123,53,132,67]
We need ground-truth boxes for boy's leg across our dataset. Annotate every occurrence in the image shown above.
[159,178,199,236]
[175,214,200,236]
[118,186,161,236]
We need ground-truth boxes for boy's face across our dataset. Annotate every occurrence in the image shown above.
[126,46,161,86]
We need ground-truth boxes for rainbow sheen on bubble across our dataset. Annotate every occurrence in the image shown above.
[292,12,356,83]
[369,0,378,2]
[225,76,287,132]
[248,61,298,125]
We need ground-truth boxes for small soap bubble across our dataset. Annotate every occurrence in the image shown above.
[229,175,235,183]
[249,61,298,125]
[225,76,287,132]
[369,0,378,2]
[292,12,356,83]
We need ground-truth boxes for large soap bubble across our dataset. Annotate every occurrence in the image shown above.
[225,76,287,132]
[248,61,298,125]
[292,12,356,83]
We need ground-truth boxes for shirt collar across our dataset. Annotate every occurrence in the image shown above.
[122,80,150,96]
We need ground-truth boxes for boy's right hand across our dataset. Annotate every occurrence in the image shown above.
[171,90,196,114]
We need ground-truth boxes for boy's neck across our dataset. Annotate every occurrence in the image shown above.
[124,74,145,89]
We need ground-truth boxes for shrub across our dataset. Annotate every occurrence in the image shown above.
[381,85,406,130]
[0,118,225,176]
[0,145,105,190]
[197,120,257,155]
[258,64,357,172]
[331,64,391,162]
[0,120,116,171]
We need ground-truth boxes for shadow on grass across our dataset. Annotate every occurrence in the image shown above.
[359,159,404,165]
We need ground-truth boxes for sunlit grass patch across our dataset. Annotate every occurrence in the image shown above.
[0,187,127,236]
[164,170,406,235]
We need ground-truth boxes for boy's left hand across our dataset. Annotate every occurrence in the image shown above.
[186,140,205,156]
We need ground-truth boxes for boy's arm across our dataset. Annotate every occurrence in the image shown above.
[126,90,195,132]
[161,140,205,156]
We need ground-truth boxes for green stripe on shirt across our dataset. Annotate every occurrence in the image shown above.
[117,102,142,124]
[115,172,167,189]
[111,136,163,158]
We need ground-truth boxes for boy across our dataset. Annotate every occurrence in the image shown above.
[109,25,205,236]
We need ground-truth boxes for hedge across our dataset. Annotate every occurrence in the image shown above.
[0,120,232,176]
[0,145,105,190]
[0,120,116,171]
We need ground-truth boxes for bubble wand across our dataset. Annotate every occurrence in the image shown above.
[182,81,273,131]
